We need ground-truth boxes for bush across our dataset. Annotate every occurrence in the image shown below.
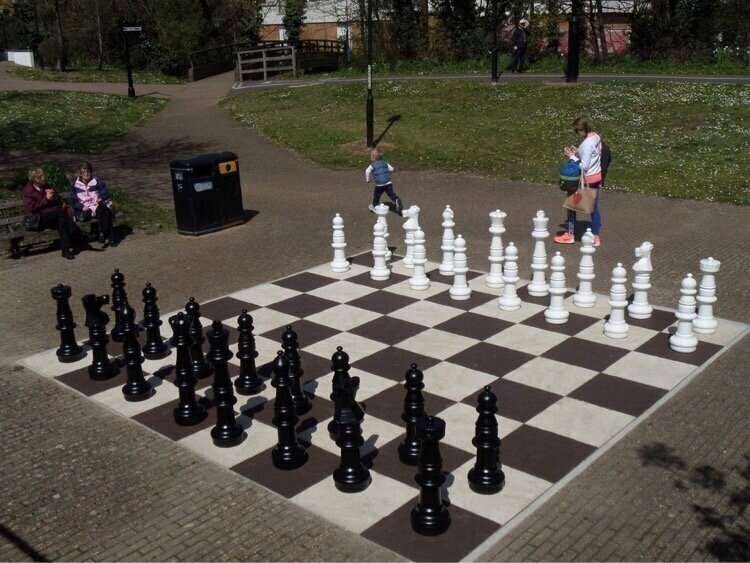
[0,163,69,193]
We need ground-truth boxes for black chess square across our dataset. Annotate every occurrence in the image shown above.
[349,316,429,345]
[461,379,560,422]
[543,337,629,372]
[435,312,512,341]
[635,334,723,366]
[352,347,442,382]
[569,374,667,416]
[522,310,599,336]
[346,291,419,315]
[426,289,498,311]
[267,294,339,318]
[272,272,338,293]
[199,297,259,322]
[446,342,535,379]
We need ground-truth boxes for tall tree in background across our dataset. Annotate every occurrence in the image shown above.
[388,0,421,60]
[283,0,306,41]
[94,0,104,69]
[53,0,65,70]
[237,0,264,43]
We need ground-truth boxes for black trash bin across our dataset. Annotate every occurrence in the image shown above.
[170,152,245,235]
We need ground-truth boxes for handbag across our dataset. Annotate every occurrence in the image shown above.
[563,174,598,214]
[23,214,41,232]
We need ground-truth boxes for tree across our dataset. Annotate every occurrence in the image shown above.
[282,0,307,42]
[387,0,422,60]
[54,0,65,71]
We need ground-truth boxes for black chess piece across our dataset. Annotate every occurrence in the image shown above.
[333,375,371,493]
[141,282,169,360]
[234,310,264,395]
[51,284,84,363]
[328,346,358,440]
[82,293,118,381]
[468,386,505,494]
[184,297,212,380]
[271,351,308,470]
[281,325,311,415]
[207,320,245,447]
[120,303,154,401]
[110,268,127,343]
[411,416,451,536]
[398,363,426,465]
[169,312,207,426]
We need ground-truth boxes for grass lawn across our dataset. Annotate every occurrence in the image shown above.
[220,81,750,205]
[0,91,167,153]
[10,66,185,84]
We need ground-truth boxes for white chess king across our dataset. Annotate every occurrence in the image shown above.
[527,210,549,297]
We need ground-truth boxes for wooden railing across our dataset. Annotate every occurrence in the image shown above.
[236,45,297,81]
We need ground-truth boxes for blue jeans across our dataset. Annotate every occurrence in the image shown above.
[373,183,402,212]
[567,182,601,235]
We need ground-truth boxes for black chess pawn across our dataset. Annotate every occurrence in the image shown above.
[141,283,169,360]
[184,297,212,380]
[207,320,245,447]
[328,346,358,439]
[398,363,426,465]
[110,268,128,343]
[51,284,83,363]
[120,303,154,402]
[411,416,451,536]
[333,375,371,493]
[281,325,311,415]
[169,312,207,426]
[82,293,118,381]
[234,310,264,395]
[468,386,505,494]
[271,351,308,470]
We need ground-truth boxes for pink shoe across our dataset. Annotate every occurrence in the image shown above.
[554,232,575,244]
[593,235,601,247]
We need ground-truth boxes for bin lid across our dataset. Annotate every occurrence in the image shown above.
[170,152,238,170]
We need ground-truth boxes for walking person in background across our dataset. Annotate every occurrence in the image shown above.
[511,18,530,73]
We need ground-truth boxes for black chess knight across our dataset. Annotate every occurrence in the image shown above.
[51,284,83,363]
[207,320,245,447]
[82,293,118,381]
[141,283,169,360]
[468,386,505,494]
[234,310,264,395]
[185,297,212,380]
[332,375,371,493]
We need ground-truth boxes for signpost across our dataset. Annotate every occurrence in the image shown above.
[490,0,500,82]
[122,25,142,98]
[365,0,374,148]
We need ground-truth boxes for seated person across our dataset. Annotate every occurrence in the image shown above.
[69,162,117,247]
[22,167,84,260]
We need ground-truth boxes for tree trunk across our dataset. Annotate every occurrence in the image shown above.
[586,0,600,60]
[95,0,104,70]
[421,0,429,52]
[594,0,607,57]
[54,0,65,72]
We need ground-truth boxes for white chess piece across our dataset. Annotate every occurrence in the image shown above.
[573,228,596,308]
[370,221,390,281]
[402,205,420,269]
[449,235,472,300]
[498,242,521,311]
[693,257,720,334]
[330,214,350,273]
[628,241,653,319]
[545,252,569,324]
[527,210,549,297]
[409,229,431,290]
[439,205,455,276]
[604,263,630,339]
[670,274,699,353]
[374,204,392,261]
[485,209,506,289]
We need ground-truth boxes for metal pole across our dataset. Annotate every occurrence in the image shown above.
[490,0,499,82]
[124,30,135,97]
[366,0,374,148]
[565,0,581,83]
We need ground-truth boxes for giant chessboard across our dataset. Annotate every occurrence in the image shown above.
[21,252,747,561]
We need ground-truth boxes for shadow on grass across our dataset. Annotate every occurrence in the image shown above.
[373,115,401,148]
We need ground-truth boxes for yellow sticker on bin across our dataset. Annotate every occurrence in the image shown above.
[219,160,238,174]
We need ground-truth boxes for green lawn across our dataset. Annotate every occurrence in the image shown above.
[0,91,167,153]
[10,66,185,84]
[220,81,750,205]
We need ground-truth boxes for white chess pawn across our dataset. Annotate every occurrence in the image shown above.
[670,274,699,353]
[693,257,720,334]
[498,242,521,311]
[330,213,350,273]
[545,252,569,324]
[485,209,506,289]
[527,210,549,297]
[374,204,392,261]
[449,235,472,300]
[402,205,420,269]
[409,229,431,290]
[573,229,596,308]
[628,241,653,319]
[370,221,390,281]
[439,205,456,276]
[604,263,630,339]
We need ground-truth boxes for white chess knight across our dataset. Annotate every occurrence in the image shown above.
[498,242,521,311]
[627,241,653,319]
[527,210,549,297]
[693,257,721,334]
[449,235,472,300]
[485,209,506,289]
[604,263,630,339]
[409,229,431,290]
[402,205,421,269]
[439,205,456,276]
[330,214,350,273]
[544,252,569,324]
[370,221,390,281]
[573,229,596,308]
[670,273,698,353]
[374,204,392,261]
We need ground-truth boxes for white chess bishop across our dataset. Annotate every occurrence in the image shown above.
[402,205,421,269]
[409,229,431,290]
[693,257,720,334]
[330,214,350,273]
[370,221,390,281]
[374,204,392,261]
[573,229,596,307]
[670,273,698,353]
[449,235,472,300]
[485,209,506,289]
[627,241,653,319]
[527,210,549,297]
[604,263,629,339]
[439,205,456,276]
[498,242,521,311]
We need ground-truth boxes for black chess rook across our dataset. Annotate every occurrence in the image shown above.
[333,375,371,493]
[169,312,207,425]
[234,310,264,395]
[271,351,308,470]
[207,320,245,447]
[398,363,426,465]
[120,303,154,401]
[51,284,83,363]
[110,268,128,343]
[328,346,357,439]
[411,416,451,536]
[82,293,118,381]
[141,282,170,360]
[282,325,311,415]
[185,297,213,380]
[467,386,505,494]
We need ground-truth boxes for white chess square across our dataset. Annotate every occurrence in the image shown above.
[435,403,522,454]
[527,397,634,447]
[178,418,278,468]
[22,345,93,378]
[470,298,544,323]
[389,259,440,278]
[306,280,378,303]
[388,300,464,327]
[383,278,453,299]
[303,368,396,402]
[238,308,299,334]
[575,320,659,350]
[421,362,498,402]
[305,304,382,332]
[91,376,175,417]
[229,283,301,307]
[562,293,611,319]
[603,352,695,390]
[693,319,747,346]
[249,335,285,366]
[503,357,598,396]
[468,275,503,295]
[141,348,176,373]
[303,333,388,363]
[395,329,479,361]
[484,324,568,356]
[307,262,371,280]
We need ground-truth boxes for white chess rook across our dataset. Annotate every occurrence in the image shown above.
[498,242,521,311]
[545,252,569,324]
[402,205,420,269]
[604,263,630,339]
[330,214,350,273]
[693,257,720,334]
[628,241,653,319]
[374,204,392,261]
[670,273,699,353]
[527,210,549,297]
[439,205,456,276]
[449,235,472,300]
[371,221,390,281]
[573,229,596,308]
[485,209,506,289]
[410,229,431,290]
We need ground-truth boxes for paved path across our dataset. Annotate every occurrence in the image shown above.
[1,63,748,561]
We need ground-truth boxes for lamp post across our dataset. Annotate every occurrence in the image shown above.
[366,0,374,147]
[490,0,499,82]
[122,24,142,98]
[565,0,581,82]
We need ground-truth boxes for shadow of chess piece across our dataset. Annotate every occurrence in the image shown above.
[121,303,154,402]
[333,375,371,493]
[234,309,264,395]
[169,312,207,425]
[185,297,213,380]
[207,320,245,447]
[467,386,505,494]
[411,416,451,536]
[271,351,308,470]
[110,269,128,343]
[141,282,169,360]
[328,346,357,440]
[398,363,426,465]
[51,284,83,363]
[82,293,118,381]
[282,325,311,415]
